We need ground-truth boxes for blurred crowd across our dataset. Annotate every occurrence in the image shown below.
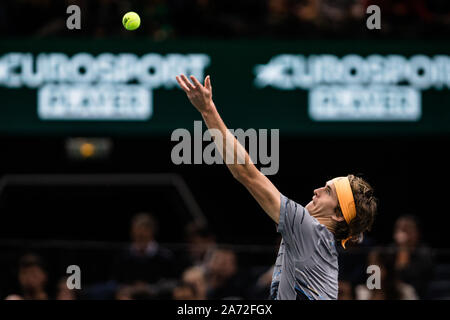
[2,212,449,300]
[2,213,275,300]
[0,0,449,39]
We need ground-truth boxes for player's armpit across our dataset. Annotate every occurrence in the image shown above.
[238,171,281,224]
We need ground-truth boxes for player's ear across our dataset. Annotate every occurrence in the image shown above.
[331,215,345,222]
[331,207,345,222]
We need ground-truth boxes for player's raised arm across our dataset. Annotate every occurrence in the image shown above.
[176,74,281,223]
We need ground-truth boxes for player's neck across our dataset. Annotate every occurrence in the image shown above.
[314,216,337,234]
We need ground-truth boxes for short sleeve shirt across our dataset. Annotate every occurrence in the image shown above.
[270,194,339,300]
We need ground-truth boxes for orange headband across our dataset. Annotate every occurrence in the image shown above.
[333,177,356,249]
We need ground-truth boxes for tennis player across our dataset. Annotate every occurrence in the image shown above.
[176,74,377,300]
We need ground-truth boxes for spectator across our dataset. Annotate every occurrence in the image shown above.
[182,222,216,267]
[115,282,156,300]
[180,265,208,300]
[112,212,177,285]
[204,246,248,299]
[316,0,364,35]
[115,284,133,300]
[4,294,24,300]
[391,215,434,298]
[172,281,197,300]
[9,254,49,300]
[338,280,355,300]
[292,0,321,37]
[56,277,78,300]
[355,249,418,300]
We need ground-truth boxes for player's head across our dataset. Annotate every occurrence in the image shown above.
[305,174,377,248]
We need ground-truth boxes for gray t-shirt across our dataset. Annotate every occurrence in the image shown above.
[270,194,339,300]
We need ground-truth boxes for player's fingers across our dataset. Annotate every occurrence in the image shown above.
[190,75,203,89]
[176,75,189,89]
[176,76,190,92]
[205,75,212,91]
[180,74,195,90]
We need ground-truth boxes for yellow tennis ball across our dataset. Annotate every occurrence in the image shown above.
[122,12,140,31]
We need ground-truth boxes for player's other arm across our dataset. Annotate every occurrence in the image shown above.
[176,75,281,223]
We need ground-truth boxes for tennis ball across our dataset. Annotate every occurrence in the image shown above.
[122,12,140,31]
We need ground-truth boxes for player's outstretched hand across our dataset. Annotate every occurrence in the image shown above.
[176,74,213,114]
